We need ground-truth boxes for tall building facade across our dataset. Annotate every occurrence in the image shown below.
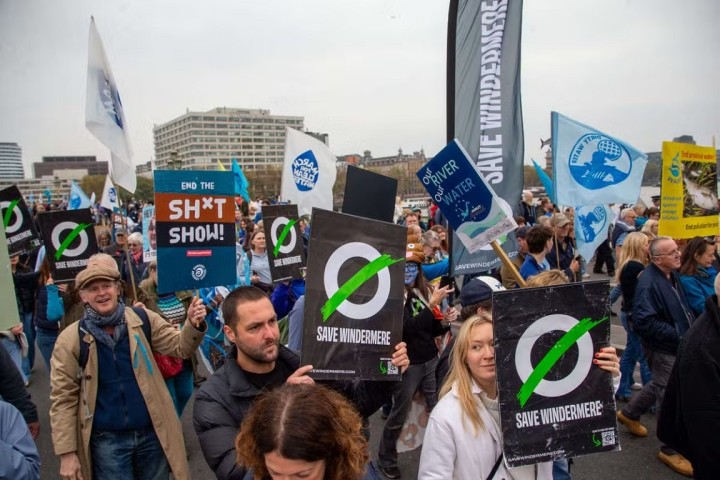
[153,107,305,171]
[0,142,25,179]
[33,156,108,178]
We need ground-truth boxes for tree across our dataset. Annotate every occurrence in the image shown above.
[81,175,155,204]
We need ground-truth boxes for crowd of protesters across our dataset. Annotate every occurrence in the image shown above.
[1,190,717,480]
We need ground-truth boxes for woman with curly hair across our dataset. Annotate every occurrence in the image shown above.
[236,383,369,480]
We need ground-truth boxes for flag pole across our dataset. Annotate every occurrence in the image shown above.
[491,240,525,287]
[112,177,138,302]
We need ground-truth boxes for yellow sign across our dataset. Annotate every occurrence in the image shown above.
[659,142,718,238]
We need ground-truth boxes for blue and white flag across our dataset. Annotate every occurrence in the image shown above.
[574,204,614,261]
[281,127,337,216]
[231,158,250,203]
[552,112,647,206]
[85,17,136,194]
[100,174,119,212]
[68,180,91,210]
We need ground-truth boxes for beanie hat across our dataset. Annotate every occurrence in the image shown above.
[405,243,426,265]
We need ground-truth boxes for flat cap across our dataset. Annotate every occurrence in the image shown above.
[75,265,120,290]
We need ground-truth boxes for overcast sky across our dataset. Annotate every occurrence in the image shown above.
[1,0,718,178]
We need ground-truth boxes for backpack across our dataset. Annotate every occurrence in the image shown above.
[78,306,151,371]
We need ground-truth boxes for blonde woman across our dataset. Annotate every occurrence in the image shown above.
[614,232,652,401]
[419,314,619,479]
[640,219,659,240]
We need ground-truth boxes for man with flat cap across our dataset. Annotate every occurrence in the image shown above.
[49,265,207,480]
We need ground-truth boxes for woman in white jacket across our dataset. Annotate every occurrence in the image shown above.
[419,313,619,480]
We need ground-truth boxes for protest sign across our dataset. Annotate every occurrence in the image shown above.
[417,140,516,253]
[302,209,405,381]
[142,205,156,262]
[154,170,236,293]
[0,185,41,254]
[343,166,397,223]
[0,222,21,331]
[37,209,99,282]
[263,204,305,282]
[659,142,718,238]
[493,282,619,467]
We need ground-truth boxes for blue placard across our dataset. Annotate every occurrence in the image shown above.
[417,140,516,253]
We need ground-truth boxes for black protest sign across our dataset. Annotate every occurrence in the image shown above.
[493,282,619,467]
[263,204,305,282]
[342,166,398,223]
[0,185,40,254]
[37,209,99,282]
[302,208,405,381]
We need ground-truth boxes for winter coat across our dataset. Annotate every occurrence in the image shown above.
[419,381,552,480]
[632,263,695,355]
[193,345,394,480]
[49,306,206,480]
[679,266,717,317]
[34,284,65,331]
[658,294,720,479]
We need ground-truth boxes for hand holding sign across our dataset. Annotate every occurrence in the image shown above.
[186,297,207,329]
[391,341,410,374]
[594,346,620,377]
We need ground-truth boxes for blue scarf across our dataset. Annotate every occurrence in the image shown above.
[83,299,128,350]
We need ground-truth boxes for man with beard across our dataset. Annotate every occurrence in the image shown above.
[193,286,410,480]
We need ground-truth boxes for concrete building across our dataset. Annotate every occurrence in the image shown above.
[153,107,305,171]
[33,156,108,179]
[0,177,72,204]
[0,142,25,179]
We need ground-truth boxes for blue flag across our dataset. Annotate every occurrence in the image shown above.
[532,159,555,204]
[68,180,92,210]
[231,158,250,203]
[43,189,52,202]
[551,112,648,206]
[574,204,614,262]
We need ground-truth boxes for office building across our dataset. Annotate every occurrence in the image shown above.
[153,107,305,171]
[0,142,25,179]
[33,156,108,179]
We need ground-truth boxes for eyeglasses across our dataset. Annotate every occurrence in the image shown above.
[654,249,681,257]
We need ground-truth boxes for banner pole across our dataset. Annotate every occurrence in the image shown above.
[112,178,138,302]
[491,240,525,288]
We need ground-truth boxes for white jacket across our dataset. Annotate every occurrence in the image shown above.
[418,382,553,480]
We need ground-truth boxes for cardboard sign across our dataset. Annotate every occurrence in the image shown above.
[154,170,236,293]
[0,185,41,254]
[263,204,305,282]
[417,140,516,253]
[142,205,156,263]
[343,166,398,223]
[493,282,619,467]
[302,209,405,381]
[659,141,719,238]
[0,222,21,331]
[37,209,99,282]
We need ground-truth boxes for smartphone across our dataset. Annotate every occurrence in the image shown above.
[439,275,455,290]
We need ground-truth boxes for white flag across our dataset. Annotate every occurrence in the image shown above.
[100,174,120,212]
[281,127,337,216]
[85,17,136,193]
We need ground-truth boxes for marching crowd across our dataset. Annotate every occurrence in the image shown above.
[1,192,718,480]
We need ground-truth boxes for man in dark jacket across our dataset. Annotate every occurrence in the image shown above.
[658,278,720,480]
[617,236,695,477]
[193,286,409,480]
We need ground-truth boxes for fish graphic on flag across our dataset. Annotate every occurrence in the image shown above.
[574,204,614,261]
[69,180,92,210]
[551,112,647,206]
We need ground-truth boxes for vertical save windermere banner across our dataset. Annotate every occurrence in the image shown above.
[263,204,305,282]
[302,209,405,381]
[417,140,517,253]
[37,209,98,282]
[659,142,718,238]
[448,0,524,275]
[154,170,236,293]
[0,185,40,254]
[493,282,618,467]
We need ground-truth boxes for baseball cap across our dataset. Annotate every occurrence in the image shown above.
[459,276,505,307]
[551,213,571,227]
